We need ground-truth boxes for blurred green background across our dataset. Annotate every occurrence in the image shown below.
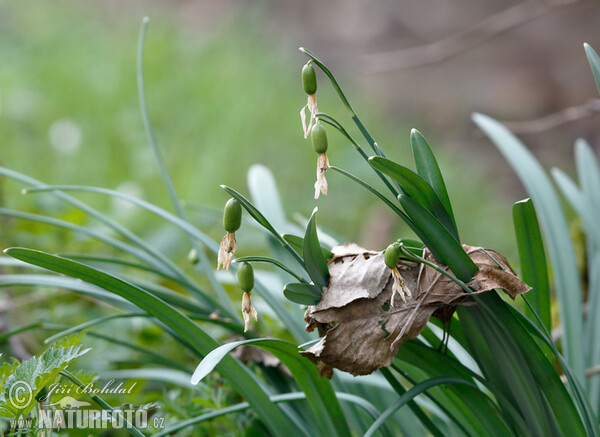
[0,0,533,261]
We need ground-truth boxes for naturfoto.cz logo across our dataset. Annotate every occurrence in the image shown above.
[8,381,165,431]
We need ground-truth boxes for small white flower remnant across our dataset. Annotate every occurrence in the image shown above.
[301,94,318,139]
[242,291,258,333]
[384,243,412,306]
[390,267,412,307]
[217,231,237,271]
[314,152,329,199]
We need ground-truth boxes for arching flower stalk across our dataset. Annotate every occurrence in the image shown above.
[300,62,318,138]
[384,243,412,306]
[217,198,242,270]
[311,123,329,199]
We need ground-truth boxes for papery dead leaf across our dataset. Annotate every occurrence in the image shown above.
[301,243,530,377]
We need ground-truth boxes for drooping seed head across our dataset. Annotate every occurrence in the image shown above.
[223,198,242,233]
[302,63,317,95]
[311,123,328,154]
[237,262,254,292]
[384,243,400,269]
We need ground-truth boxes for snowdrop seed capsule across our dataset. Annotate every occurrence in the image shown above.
[223,198,242,233]
[384,244,400,269]
[383,243,412,306]
[237,262,254,292]
[300,63,319,138]
[237,262,257,332]
[311,123,328,154]
[302,63,317,95]
[217,198,242,270]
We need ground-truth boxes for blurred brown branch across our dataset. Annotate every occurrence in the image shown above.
[500,98,600,134]
[364,0,580,73]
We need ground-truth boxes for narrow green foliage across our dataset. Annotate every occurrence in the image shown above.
[282,234,333,259]
[584,43,600,96]
[473,112,584,382]
[283,282,322,305]
[513,199,551,331]
[369,156,459,241]
[302,208,330,288]
[398,195,477,282]
[410,129,457,231]
[3,247,304,437]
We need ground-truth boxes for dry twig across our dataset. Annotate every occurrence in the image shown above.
[499,99,600,134]
[364,0,580,73]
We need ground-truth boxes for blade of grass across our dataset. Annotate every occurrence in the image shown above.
[302,208,329,289]
[473,112,584,382]
[410,129,457,231]
[4,247,306,437]
[584,43,600,96]
[281,234,333,259]
[371,157,459,241]
[0,167,185,283]
[398,195,478,282]
[283,282,322,305]
[153,391,378,437]
[364,377,475,437]
[512,199,551,331]
[60,370,144,437]
[191,338,350,437]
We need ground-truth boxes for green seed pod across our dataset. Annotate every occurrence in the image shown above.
[237,262,254,292]
[223,198,242,233]
[188,248,199,265]
[311,124,328,154]
[302,63,317,95]
[384,243,400,269]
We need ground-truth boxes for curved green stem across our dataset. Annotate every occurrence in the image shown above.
[233,256,308,284]
[316,112,399,198]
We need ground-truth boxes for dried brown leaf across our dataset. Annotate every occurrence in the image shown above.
[301,244,530,377]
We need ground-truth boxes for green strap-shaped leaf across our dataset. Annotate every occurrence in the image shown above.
[282,234,333,259]
[283,282,322,305]
[584,43,600,96]
[410,129,457,232]
[370,156,459,242]
[191,338,350,437]
[468,293,589,437]
[302,208,330,288]
[473,112,584,383]
[3,248,303,437]
[364,377,475,437]
[398,195,477,282]
[513,199,551,332]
